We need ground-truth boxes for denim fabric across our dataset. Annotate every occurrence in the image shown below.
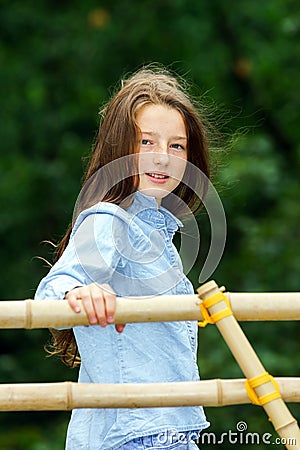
[116,432,199,449]
[35,191,209,450]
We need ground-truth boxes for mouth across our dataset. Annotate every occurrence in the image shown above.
[145,172,170,184]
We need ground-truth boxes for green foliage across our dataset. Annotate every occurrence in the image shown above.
[0,416,68,450]
[0,0,299,448]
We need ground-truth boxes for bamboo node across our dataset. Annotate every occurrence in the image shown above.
[216,378,223,406]
[25,300,33,329]
[198,292,233,328]
[66,381,73,410]
[275,417,299,433]
[245,373,281,406]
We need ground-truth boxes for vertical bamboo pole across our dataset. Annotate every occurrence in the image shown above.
[197,281,300,450]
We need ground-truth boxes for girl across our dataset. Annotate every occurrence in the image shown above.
[35,67,211,449]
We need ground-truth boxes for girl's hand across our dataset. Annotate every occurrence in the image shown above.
[65,283,125,333]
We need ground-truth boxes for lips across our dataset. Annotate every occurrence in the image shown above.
[145,172,170,184]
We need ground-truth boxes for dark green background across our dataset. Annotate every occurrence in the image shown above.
[0,0,299,448]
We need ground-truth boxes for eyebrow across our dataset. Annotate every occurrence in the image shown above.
[141,131,187,141]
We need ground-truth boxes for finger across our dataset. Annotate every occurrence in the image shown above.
[115,324,125,333]
[101,284,117,324]
[89,284,107,327]
[80,286,99,325]
[66,291,81,313]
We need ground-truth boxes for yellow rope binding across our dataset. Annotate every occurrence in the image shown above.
[198,292,233,328]
[245,372,281,406]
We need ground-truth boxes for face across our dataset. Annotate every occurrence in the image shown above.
[136,103,188,207]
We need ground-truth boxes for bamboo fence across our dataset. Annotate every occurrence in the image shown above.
[197,281,300,450]
[0,282,299,448]
[0,291,300,329]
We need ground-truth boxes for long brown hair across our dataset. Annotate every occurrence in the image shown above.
[48,66,211,367]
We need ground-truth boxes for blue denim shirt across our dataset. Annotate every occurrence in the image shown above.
[35,191,209,450]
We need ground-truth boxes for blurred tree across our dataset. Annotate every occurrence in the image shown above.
[0,0,299,448]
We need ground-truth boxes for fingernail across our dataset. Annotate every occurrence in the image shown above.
[107,316,114,323]
[75,306,81,313]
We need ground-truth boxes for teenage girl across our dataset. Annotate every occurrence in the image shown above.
[35,67,210,449]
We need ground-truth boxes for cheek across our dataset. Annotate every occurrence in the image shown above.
[171,156,187,180]
[138,152,151,172]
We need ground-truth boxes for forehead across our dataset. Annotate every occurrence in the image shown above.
[136,103,187,136]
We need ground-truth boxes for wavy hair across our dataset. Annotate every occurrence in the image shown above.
[48,66,211,367]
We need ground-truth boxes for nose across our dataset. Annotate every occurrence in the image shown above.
[153,146,169,166]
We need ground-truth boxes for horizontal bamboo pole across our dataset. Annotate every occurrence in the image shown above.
[1,291,300,329]
[226,292,300,321]
[0,378,299,411]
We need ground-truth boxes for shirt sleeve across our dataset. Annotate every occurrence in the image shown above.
[34,211,124,301]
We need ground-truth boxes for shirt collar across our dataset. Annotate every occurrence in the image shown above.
[128,191,183,234]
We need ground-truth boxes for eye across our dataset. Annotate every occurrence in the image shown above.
[170,143,185,151]
[141,139,152,145]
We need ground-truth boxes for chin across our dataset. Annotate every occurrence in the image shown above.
[139,187,168,201]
